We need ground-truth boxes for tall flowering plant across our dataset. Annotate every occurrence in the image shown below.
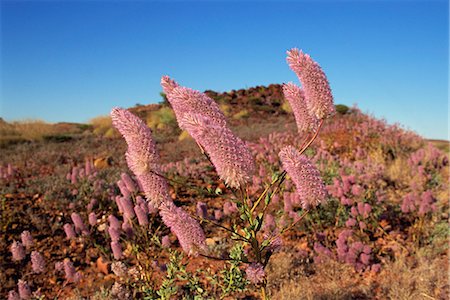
[111,49,334,299]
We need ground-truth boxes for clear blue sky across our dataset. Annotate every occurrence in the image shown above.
[1,0,448,140]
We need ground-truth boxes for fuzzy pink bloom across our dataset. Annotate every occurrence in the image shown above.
[108,215,121,229]
[111,108,170,208]
[20,231,33,249]
[181,114,255,188]
[63,223,76,239]
[122,220,134,238]
[134,205,149,226]
[279,146,327,209]
[120,197,135,220]
[159,202,207,256]
[245,263,265,285]
[18,280,31,299]
[71,213,89,235]
[111,241,123,260]
[88,212,97,226]
[161,75,179,95]
[64,259,81,283]
[31,251,46,273]
[121,173,137,192]
[360,253,371,265]
[163,83,227,128]
[117,180,131,198]
[282,82,318,133]
[286,48,334,119]
[345,218,357,228]
[108,226,121,242]
[86,198,97,211]
[8,290,20,300]
[10,241,25,261]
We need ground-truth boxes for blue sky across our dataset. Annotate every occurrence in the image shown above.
[1,0,448,140]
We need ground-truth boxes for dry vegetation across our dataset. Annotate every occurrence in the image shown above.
[1,84,448,299]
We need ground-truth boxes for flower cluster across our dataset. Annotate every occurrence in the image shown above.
[111,107,171,208]
[286,48,335,120]
[111,107,207,256]
[279,146,327,209]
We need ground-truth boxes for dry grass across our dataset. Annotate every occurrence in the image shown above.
[0,119,82,146]
[268,246,448,300]
[90,115,118,138]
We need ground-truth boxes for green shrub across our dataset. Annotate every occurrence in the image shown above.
[335,104,350,115]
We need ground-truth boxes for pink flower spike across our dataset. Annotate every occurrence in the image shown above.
[10,241,25,261]
[31,251,46,273]
[279,146,327,209]
[161,75,179,95]
[286,48,334,119]
[181,114,255,188]
[63,223,76,239]
[134,205,149,226]
[111,107,171,208]
[164,84,227,129]
[20,231,33,249]
[159,202,207,256]
[88,212,97,226]
[111,241,123,260]
[282,82,318,134]
[71,213,89,236]
[18,280,31,300]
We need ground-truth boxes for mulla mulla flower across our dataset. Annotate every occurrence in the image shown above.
[286,48,334,119]
[159,201,207,256]
[181,113,255,189]
[282,82,319,134]
[111,107,171,208]
[161,76,227,128]
[279,146,327,209]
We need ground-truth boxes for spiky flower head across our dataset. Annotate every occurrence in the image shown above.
[161,78,227,128]
[245,263,266,285]
[108,215,121,229]
[20,231,33,249]
[159,202,207,256]
[161,75,179,95]
[18,280,31,300]
[10,241,25,261]
[286,48,334,119]
[282,82,318,133]
[71,212,89,235]
[31,251,46,273]
[63,259,81,283]
[111,107,171,207]
[181,114,255,188]
[279,146,327,209]
[88,212,97,226]
[108,226,121,242]
[134,205,149,226]
[111,241,123,260]
[8,290,19,300]
[63,223,76,239]
[121,173,137,192]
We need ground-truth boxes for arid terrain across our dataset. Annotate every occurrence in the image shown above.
[1,84,449,299]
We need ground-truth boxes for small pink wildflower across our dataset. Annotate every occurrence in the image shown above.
[279,146,327,209]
